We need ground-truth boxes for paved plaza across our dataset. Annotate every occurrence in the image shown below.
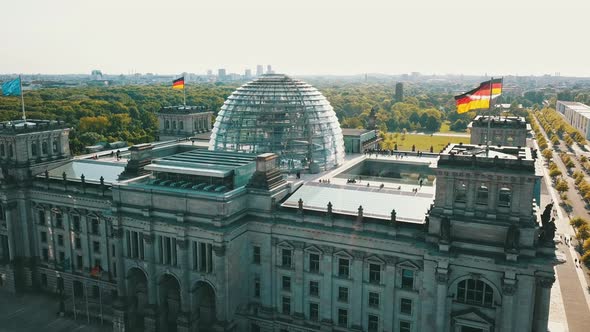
[0,292,110,332]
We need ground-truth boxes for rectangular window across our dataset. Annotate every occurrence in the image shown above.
[309,302,319,321]
[282,276,291,291]
[75,237,81,249]
[281,248,292,268]
[254,277,260,298]
[55,213,63,228]
[401,298,413,315]
[93,241,101,253]
[40,231,47,243]
[368,292,380,308]
[76,255,83,269]
[309,280,319,297]
[72,215,80,232]
[369,263,381,283]
[42,248,49,261]
[57,234,64,246]
[400,321,411,332]
[253,245,261,264]
[368,314,379,332]
[309,253,320,273]
[59,251,65,262]
[338,286,348,303]
[91,218,100,235]
[401,269,414,289]
[338,308,348,327]
[338,258,350,278]
[38,210,45,225]
[282,296,291,314]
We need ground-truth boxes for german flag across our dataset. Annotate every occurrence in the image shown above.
[172,76,185,90]
[454,78,502,114]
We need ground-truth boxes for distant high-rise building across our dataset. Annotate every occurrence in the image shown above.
[266,65,272,74]
[245,69,252,78]
[256,65,263,76]
[218,69,226,80]
[395,82,404,102]
[207,69,213,76]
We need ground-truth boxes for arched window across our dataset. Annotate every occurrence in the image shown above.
[31,143,37,157]
[165,120,170,129]
[42,141,48,154]
[455,182,467,203]
[53,141,58,153]
[172,121,177,130]
[194,121,197,130]
[456,279,494,307]
[179,121,184,130]
[476,185,488,205]
[0,144,4,157]
[8,144,13,158]
[498,187,512,207]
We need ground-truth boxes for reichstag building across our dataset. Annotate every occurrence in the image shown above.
[0,74,557,332]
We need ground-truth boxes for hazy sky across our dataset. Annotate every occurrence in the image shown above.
[2,0,590,76]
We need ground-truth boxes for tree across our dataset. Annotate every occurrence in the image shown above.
[556,179,569,193]
[450,119,467,132]
[549,168,562,178]
[577,224,590,241]
[409,112,420,124]
[425,115,442,132]
[542,149,553,161]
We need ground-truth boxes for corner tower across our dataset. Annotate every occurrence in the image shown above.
[425,144,557,332]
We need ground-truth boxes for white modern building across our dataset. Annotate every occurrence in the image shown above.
[556,100,590,139]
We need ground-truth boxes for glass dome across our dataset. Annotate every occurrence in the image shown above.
[209,74,345,172]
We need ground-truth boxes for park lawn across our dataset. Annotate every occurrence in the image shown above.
[384,133,470,152]
[439,120,469,135]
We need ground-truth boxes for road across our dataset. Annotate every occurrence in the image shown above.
[532,113,590,332]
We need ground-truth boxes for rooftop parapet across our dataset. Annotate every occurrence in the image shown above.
[157,105,211,114]
[436,143,537,173]
[0,119,68,134]
[468,115,527,129]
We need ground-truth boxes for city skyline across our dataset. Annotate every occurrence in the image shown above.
[2,0,590,77]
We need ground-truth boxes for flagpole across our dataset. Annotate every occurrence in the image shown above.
[183,76,187,108]
[486,77,494,151]
[19,75,26,121]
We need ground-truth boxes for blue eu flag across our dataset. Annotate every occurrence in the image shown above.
[1,78,21,96]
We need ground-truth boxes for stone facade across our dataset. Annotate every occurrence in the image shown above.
[468,116,528,147]
[157,106,212,142]
[0,120,558,332]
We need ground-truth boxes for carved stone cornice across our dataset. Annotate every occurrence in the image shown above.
[351,250,365,260]
[143,233,154,244]
[502,280,518,296]
[383,255,397,265]
[436,271,448,284]
[177,239,188,250]
[319,245,334,254]
[212,244,226,257]
[537,276,555,289]
[292,240,305,250]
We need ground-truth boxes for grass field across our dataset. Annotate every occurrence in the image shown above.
[439,120,469,134]
[381,133,470,152]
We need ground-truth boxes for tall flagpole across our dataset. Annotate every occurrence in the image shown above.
[183,77,187,108]
[19,75,26,121]
[486,77,494,151]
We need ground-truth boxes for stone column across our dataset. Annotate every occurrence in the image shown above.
[113,228,126,297]
[293,241,305,320]
[3,203,16,261]
[260,238,275,316]
[350,250,364,331]
[534,277,554,332]
[435,270,449,332]
[144,233,158,332]
[501,279,517,332]
[62,211,73,271]
[212,244,227,323]
[382,256,396,332]
[177,239,192,332]
[319,246,333,331]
